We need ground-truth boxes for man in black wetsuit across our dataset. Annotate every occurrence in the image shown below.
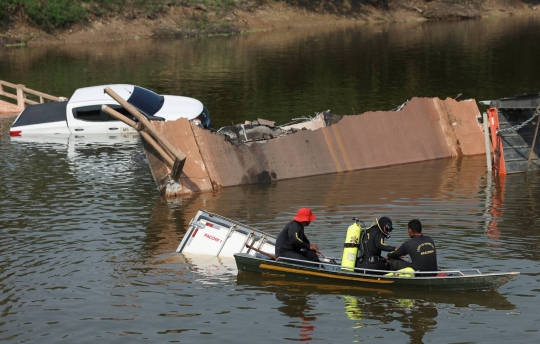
[386,219,438,273]
[355,216,396,272]
[275,208,321,263]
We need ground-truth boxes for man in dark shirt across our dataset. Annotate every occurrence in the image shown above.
[355,216,396,272]
[386,219,438,272]
[275,208,321,263]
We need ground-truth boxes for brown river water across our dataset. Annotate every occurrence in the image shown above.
[1,15,540,343]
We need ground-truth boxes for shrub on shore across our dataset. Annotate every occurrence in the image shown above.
[1,0,538,32]
[0,0,245,30]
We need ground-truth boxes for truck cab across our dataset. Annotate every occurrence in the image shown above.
[10,84,210,137]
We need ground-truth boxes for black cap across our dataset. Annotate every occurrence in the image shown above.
[379,217,393,232]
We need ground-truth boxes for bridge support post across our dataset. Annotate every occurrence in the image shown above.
[483,112,492,172]
[16,84,25,108]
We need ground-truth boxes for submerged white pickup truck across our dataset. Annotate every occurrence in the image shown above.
[9,84,210,137]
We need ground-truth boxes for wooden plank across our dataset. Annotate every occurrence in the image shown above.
[0,80,67,108]
[104,87,186,165]
[0,80,18,88]
[170,156,185,181]
[0,92,17,101]
[22,86,63,102]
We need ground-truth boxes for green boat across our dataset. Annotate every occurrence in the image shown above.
[233,253,519,291]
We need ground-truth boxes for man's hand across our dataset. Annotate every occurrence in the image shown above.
[309,244,319,251]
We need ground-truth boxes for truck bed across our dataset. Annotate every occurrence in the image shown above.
[11,101,68,127]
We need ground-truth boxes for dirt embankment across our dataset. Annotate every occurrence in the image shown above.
[0,0,538,46]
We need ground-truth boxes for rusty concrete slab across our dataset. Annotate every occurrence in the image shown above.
[194,97,455,188]
[144,96,485,196]
[441,98,486,156]
[143,118,213,196]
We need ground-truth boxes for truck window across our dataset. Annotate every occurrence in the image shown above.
[127,86,164,116]
[73,105,136,122]
[73,105,104,122]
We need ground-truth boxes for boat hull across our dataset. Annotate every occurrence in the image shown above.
[234,253,519,291]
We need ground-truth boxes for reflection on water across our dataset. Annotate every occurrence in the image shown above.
[3,114,540,342]
[2,17,540,129]
[2,15,540,342]
[235,271,516,310]
[184,254,238,285]
[345,295,439,343]
[236,271,516,343]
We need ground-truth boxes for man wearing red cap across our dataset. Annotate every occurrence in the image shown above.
[275,208,321,263]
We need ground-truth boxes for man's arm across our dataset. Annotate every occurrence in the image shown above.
[303,233,311,245]
[375,233,396,252]
[387,243,407,259]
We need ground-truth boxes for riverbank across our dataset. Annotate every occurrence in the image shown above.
[1,0,538,47]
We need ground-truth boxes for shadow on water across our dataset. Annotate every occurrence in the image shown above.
[173,156,491,227]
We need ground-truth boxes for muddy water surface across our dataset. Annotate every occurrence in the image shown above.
[1,15,540,343]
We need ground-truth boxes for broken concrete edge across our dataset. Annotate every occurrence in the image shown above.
[164,179,193,198]
[215,110,338,146]
[146,112,337,197]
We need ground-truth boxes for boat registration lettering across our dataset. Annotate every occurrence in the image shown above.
[204,233,222,243]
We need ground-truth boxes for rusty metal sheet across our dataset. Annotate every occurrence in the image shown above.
[193,97,458,188]
[142,139,170,191]
[145,119,214,194]
[441,98,485,156]
[143,96,485,195]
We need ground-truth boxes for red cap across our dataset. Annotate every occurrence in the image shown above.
[293,208,317,222]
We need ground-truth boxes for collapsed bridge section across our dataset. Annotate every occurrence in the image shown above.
[137,96,485,197]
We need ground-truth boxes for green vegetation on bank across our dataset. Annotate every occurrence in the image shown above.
[0,0,402,32]
[0,0,239,31]
[2,0,537,33]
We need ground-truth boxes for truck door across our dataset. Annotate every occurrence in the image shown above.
[67,104,137,135]
[68,105,109,134]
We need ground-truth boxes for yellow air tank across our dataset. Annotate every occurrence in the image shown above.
[341,221,361,271]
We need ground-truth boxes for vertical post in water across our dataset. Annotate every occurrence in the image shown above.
[483,112,493,172]
[16,84,25,109]
[525,105,540,173]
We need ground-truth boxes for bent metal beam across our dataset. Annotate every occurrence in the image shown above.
[138,96,485,198]
[103,87,187,194]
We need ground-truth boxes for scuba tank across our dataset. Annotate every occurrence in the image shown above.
[340,217,363,271]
